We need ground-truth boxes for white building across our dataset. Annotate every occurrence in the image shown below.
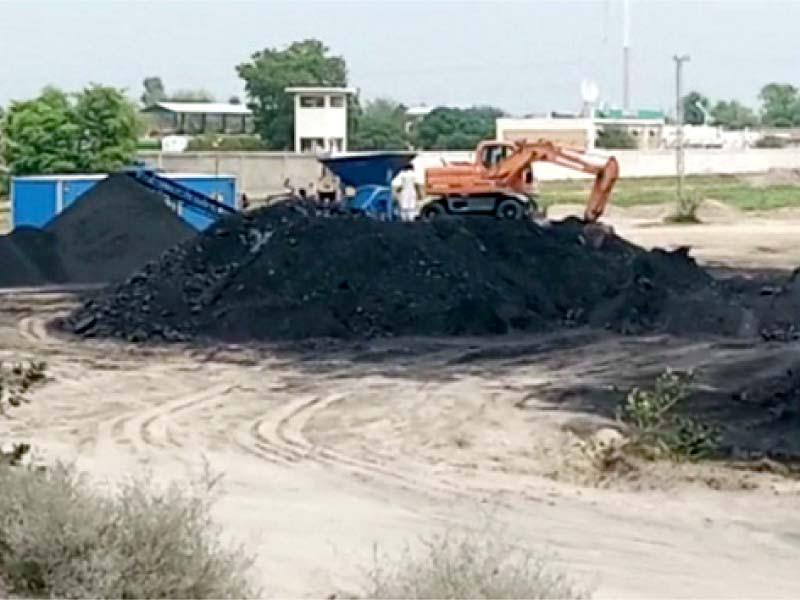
[285,86,356,154]
[496,117,596,149]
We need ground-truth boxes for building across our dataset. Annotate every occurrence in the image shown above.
[405,105,435,134]
[593,108,665,150]
[496,117,595,149]
[285,86,356,154]
[496,108,667,150]
[141,102,254,136]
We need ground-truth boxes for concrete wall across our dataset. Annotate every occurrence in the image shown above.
[139,148,800,197]
[140,151,323,198]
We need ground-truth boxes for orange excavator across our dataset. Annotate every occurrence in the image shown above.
[420,139,619,222]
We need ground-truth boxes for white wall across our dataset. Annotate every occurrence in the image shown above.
[140,148,800,197]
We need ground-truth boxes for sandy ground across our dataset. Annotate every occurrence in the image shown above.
[1,207,800,598]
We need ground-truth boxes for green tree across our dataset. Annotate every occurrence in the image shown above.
[595,126,637,149]
[709,100,758,129]
[681,91,710,125]
[350,98,409,150]
[74,85,141,172]
[1,85,140,176]
[414,106,505,150]
[759,83,800,127]
[0,87,81,174]
[237,39,348,150]
[169,89,216,102]
[141,76,166,107]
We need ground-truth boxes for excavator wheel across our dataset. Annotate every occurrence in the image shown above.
[496,197,526,220]
[421,201,448,220]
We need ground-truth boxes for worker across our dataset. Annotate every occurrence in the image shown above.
[398,164,419,222]
[318,167,337,205]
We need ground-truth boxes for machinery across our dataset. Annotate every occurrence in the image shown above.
[420,140,619,222]
[319,152,417,220]
[125,166,238,221]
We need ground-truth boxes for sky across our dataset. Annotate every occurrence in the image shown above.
[1,0,798,115]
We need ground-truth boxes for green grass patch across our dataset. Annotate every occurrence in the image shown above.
[540,174,800,211]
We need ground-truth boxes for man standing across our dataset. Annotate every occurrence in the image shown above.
[398,164,419,222]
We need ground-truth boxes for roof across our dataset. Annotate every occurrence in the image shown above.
[595,108,665,120]
[595,117,665,126]
[142,102,252,116]
[13,172,235,181]
[406,106,435,117]
[284,86,357,95]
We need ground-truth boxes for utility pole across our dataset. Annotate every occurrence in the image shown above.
[623,0,631,110]
[673,54,690,211]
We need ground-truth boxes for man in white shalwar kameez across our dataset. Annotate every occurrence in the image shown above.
[397,164,419,221]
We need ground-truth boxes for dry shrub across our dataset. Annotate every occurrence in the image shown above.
[0,463,255,599]
[367,530,590,599]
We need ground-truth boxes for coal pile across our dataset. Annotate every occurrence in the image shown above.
[65,201,748,344]
[0,174,195,287]
[0,228,66,288]
[44,174,195,283]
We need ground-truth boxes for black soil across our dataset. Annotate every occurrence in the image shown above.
[0,174,194,287]
[65,201,759,344]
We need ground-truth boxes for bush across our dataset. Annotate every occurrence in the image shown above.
[0,168,8,199]
[136,138,162,151]
[0,465,255,598]
[617,370,720,461]
[595,126,637,150]
[186,135,266,151]
[755,135,788,149]
[367,531,589,599]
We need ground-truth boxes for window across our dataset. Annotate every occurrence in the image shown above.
[329,137,344,152]
[329,95,345,108]
[300,95,324,108]
[480,145,509,169]
[300,137,325,152]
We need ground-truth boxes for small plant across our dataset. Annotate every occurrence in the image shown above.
[617,369,720,461]
[669,188,702,223]
[0,360,47,466]
[367,530,589,599]
[0,360,47,412]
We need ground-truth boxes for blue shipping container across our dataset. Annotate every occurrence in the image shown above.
[11,173,237,230]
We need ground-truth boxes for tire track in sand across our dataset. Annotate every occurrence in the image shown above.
[246,392,474,501]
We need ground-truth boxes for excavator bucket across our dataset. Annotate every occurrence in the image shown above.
[584,156,619,222]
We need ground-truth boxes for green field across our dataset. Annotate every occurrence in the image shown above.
[541,174,800,211]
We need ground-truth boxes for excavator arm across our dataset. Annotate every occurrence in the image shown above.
[490,140,619,222]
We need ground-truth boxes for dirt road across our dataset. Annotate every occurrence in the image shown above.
[1,210,800,598]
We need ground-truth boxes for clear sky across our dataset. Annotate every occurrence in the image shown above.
[1,0,798,115]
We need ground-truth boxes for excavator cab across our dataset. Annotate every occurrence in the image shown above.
[479,143,511,169]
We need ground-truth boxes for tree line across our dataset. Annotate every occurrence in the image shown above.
[681,84,800,129]
[4,37,800,181]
